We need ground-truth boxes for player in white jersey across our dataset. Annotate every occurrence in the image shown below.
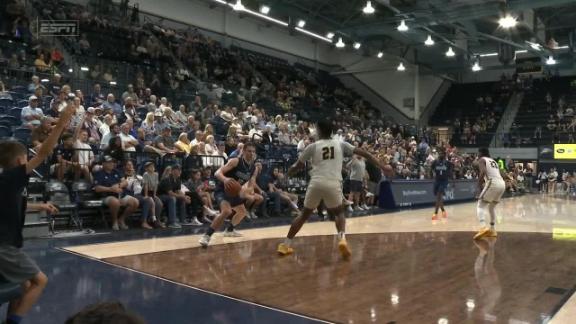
[474,147,506,240]
[277,120,388,259]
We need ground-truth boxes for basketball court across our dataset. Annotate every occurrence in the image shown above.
[12,195,576,323]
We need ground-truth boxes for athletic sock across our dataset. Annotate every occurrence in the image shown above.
[206,227,215,237]
[338,232,346,240]
[490,222,495,230]
[441,207,445,212]
[6,315,23,324]
[226,223,235,232]
[284,238,293,246]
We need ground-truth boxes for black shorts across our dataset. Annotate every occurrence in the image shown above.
[434,180,449,195]
[214,190,245,207]
[0,245,40,284]
[349,180,363,192]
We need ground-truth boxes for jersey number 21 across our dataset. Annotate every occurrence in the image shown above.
[322,147,335,160]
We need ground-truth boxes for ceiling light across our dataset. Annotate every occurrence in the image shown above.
[546,56,557,65]
[479,52,498,57]
[498,15,517,29]
[41,79,49,83]
[377,52,384,58]
[362,1,375,15]
[445,47,455,57]
[232,0,245,11]
[259,5,270,14]
[109,81,117,85]
[68,68,73,73]
[397,62,406,71]
[397,20,409,32]
[424,35,434,46]
[326,32,334,39]
[353,42,361,49]
[297,19,306,28]
[472,61,482,72]
[335,37,345,48]
[80,66,89,71]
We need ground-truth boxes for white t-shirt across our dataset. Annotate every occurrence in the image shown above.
[74,140,94,167]
[120,133,137,152]
[299,139,355,183]
[480,157,503,181]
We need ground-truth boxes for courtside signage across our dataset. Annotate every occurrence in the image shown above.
[554,144,576,159]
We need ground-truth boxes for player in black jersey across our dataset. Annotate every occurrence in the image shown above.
[430,149,453,220]
[199,142,262,247]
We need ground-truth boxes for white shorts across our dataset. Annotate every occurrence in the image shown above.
[479,178,506,203]
[304,180,343,210]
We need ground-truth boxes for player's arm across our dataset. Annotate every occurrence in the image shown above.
[352,147,388,172]
[288,143,314,176]
[478,159,487,188]
[27,202,59,215]
[27,104,76,174]
[215,158,239,183]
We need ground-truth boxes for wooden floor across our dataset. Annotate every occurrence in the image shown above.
[105,232,576,324]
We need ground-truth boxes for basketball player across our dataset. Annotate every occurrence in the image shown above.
[431,149,452,220]
[0,103,75,324]
[474,147,506,240]
[277,120,388,259]
[199,142,262,247]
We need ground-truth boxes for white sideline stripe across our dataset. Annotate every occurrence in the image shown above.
[58,248,335,324]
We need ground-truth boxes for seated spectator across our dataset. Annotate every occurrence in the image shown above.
[34,53,50,72]
[102,94,122,116]
[101,123,120,150]
[99,114,113,138]
[185,169,218,223]
[103,136,125,164]
[81,108,101,144]
[121,84,139,103]
[123,97,140,123]
[48,74,63,97]
[175,104,189,125]
[90,83,106,106]
[175,132,191,155]
[73,128,94,181]
[154,127,178,155]
[190,130,204,147]
[54,133,81,181]
[31,117,52,149]
[93,155,139,230]
[154,111,169,133]
[119,123,138,152]
[123,160,163,229]
[27,75,46,93]
[21,95,44,128]
[157,164,191,228]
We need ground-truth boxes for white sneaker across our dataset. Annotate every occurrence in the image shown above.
[204,206,218,216]
[249,211,258,219]
[223,229,243,237]
[361,204,370,210]
[344,199,353,206]
[190,218,203,226]
[199,234,211,247]
[354,206,363,211]
[347,206,354,213]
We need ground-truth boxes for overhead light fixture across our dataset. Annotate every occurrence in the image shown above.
[109,81,117,85]
[41,79,49,83]
[397,20,409,32]
[295,27,332,43]
[297,19,306,28]
[377,52,384,58]
[397,62,406,71]
[335,37,345,48]
[445,47,455,57]
[498,15,517,29]
[68,68,73,73]
[353,42,362,49]
[362,1,375,15]
[232,0,245,11]
[479,52,498,57]
[546,56,557,65]
[80,66,89,71]
[424,35,434,46]
[472,61,482,72]
[259,5,270,14]
[326,32,335,39]
[557,45,569,49]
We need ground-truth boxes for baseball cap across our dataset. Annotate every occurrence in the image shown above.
[87,107,96,114]
[29,95,38,101]
[144,161,155,168]
[102,155,116,163]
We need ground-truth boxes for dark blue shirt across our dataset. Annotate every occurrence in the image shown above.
[432,159,452,181]
[93,169,123,197]
[0,165,30,248]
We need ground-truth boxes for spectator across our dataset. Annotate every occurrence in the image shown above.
[34,53,50,72]
[31,117,52,149]
[122,84,139,103]
[158,164,191,228]
[64,302,145,324]
[142,161,165,228]
[175,132,191,155]
[90,83,105,106]
[123,160,161,229]
[73,128,94,181]
[21,95,44,128]
[347,154,367,211]
[53,132,81,181]
[82,108,101,144]
[184,169,218,223]
[102,94,122,116]
[93,155,139,230]
[27,75,45,93]
[119,123,138,152]
[154,127,177,155]
[101,123,120,150]
[103,136,125,163]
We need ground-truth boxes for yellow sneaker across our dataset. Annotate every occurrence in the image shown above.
[277,243,294,256]
[473,227,491,240]
[486,229,498,237]
[338,239,352,259]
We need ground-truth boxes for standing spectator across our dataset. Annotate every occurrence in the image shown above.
[93,155,139,230]
[21,95,43,128]
[158,165,191,228]
[347,154,367,211]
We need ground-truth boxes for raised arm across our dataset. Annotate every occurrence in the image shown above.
[27,104,76,174]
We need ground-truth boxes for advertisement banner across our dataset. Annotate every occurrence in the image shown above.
[554,144,576,159]
[380,180,477,208]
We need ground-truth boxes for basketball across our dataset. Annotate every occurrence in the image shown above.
[225,179,242,197]
[383,165,395,178]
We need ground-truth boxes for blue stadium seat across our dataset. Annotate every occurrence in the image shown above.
[13,128,31,144]
[17,100,28,108]
[0,126,12,138]
[0,115,20,127]
[9,108,23,123]
[0,98,13,110]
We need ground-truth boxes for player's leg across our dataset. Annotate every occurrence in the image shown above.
[439,181,447,217]
[199,197,233,247]
[474,199,491,240]
[8,272,47,320]
[224,204,247,236]
[433,182,441,220]
[325,184,351,259]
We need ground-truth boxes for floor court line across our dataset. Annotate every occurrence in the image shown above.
[57,247,336,324]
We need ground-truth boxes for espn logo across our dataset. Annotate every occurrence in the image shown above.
[38,20,79,36]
